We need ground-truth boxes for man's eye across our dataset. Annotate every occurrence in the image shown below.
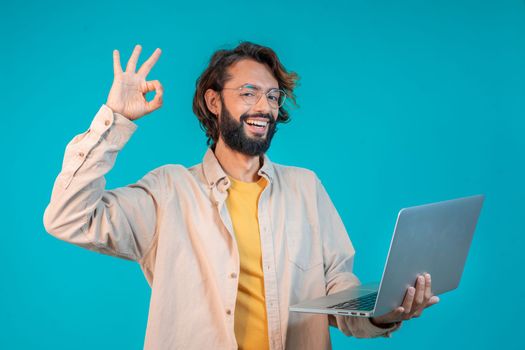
[241,92,256,97]
[268,95,279,101]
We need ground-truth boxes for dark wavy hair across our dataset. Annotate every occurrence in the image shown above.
[192,41,300,146]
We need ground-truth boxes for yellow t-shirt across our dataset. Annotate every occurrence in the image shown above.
[225,175,269,350]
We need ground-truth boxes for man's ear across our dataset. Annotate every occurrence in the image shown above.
[204,89,221,117]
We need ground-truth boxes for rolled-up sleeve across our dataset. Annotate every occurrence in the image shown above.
[43,104,163,261]
[315,177,401,338]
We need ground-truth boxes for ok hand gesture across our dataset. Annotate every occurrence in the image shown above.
[106,44,164,120]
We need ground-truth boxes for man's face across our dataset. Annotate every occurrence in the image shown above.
[217,59,280,156]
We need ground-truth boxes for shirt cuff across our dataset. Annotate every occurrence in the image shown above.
[334,314,402,338]
[89,104,138,149]
[365,317,402,338]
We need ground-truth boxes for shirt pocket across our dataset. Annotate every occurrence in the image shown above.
[285,219,323,271]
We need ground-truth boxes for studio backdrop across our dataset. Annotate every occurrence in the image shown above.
[1,0,523,349]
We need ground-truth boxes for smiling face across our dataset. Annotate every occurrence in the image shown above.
[206,59,281,156]
[217,93,278,156]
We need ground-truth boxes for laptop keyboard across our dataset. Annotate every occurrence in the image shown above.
[328,291,378,311]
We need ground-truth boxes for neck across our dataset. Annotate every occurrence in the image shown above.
[214,138,262,182]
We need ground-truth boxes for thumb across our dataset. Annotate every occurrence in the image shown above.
[144,80,164,113]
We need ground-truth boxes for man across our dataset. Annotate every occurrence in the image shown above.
[43,42,438,349]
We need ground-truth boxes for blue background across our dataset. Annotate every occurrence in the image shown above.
[2,0,523,349]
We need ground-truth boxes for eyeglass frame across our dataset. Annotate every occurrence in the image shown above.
[220,83,287,109]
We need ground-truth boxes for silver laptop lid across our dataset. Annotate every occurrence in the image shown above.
[373,195,485,316]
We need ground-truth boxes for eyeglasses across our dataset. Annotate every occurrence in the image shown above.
[221,84,287,109]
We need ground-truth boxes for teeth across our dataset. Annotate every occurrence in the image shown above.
[246,119,268,127]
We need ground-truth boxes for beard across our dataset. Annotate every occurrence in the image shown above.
[218,97,277,157]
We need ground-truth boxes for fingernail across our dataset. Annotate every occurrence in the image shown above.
[409,287,415,295]
[418,276,424,282]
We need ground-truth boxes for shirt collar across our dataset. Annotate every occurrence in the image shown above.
[202,148,275,189]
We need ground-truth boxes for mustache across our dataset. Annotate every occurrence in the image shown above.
[239,113,276,124]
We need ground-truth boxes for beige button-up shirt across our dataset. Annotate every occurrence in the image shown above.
[43,105,400,350]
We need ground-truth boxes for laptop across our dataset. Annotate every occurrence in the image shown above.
[289,194,485,318]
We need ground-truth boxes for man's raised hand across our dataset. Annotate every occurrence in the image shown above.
[106,44,164,120]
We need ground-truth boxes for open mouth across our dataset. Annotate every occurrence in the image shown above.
[243,118,269,134]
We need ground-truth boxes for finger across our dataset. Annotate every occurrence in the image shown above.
[388,306,405,319]
[402,287,416,314]
[145,80,164,113]
[425,296,440,308]
[414,275,426,306]
[424,273,433,301]
[113,50,123,75]
[393,306,405,321]
[142,80,163,93]
[137,48,162,77]
[391,307,406,323]
[126,44,142,73]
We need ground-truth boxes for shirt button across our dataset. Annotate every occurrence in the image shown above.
[78,152,85,157]
[230,272,237,279]
[226,309,232,315]
[104,120,110,126]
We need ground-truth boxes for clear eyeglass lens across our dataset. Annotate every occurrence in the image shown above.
[239,87,286,108]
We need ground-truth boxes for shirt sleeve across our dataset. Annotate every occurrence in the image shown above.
[43,104,163,262]
[315,176,401,338]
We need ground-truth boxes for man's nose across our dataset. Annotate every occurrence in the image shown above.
[252,93,273,115]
